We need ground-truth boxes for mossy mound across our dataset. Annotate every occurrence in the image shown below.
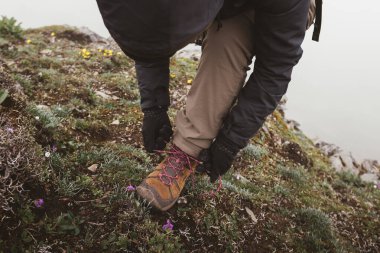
[0,20,379,252]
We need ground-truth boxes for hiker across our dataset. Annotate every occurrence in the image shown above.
[96,0,321,211]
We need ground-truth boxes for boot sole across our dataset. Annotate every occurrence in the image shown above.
[136,185,178,212]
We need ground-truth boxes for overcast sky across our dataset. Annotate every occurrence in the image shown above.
[1,0,379,161]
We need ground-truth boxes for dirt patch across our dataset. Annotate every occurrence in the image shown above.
[282,141,313,168]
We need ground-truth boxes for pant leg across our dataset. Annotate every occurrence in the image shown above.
[135,58,170,110]
[173,10,256,158]
[220,0,309,148]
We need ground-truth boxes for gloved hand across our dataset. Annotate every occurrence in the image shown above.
[197,134,241,183]
[142,106,173,153]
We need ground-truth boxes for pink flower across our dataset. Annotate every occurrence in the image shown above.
[126,185,136,191]
[34,198,44,208]
[162,219,174,232]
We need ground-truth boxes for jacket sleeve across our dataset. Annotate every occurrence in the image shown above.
[220,0,310,148]
[135,58,170,110]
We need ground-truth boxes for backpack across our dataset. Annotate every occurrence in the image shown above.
[308,0,323,41]
[219,0,323,42]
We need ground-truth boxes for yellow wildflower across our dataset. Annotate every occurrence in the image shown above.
[187,79,193,85]
[102,49,113,57]
[26,39,32,44]
[170,73,176,78]
[80,48,91,59]
[51,32,56,37]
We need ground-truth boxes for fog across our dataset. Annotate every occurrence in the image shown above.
[287,0,380,161]
[1,0,379,161]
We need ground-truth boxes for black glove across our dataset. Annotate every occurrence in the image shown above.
[142,106,173,153]
[197,134,241,183]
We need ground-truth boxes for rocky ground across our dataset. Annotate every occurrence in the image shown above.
[0,18,379,252]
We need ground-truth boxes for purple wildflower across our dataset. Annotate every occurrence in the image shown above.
[162,219,174,232]
[126,185,136,191]
[51,144,58,152]
[5,127,14,134]
[34,198,44,208]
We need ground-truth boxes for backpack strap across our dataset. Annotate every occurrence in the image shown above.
[312,0,323,41]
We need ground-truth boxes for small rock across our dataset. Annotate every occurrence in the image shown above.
[36,104,51,111]
[339,153,353,167]
[233,173,250,184]
[286,120,301,131]
[88,164,98,173]
[329,155,344,173]
[360,173,379,183]
[175,45,201,60]
[245,207,258,224]
[177,197,188,204]
[78,27,107,43]
[40,49,52,55]
[49,36,56,44]
[110,120,120,125]
[361,159,379,174]
[340,152,359,175]
[352,158,361,169]
[95,90,119,100]
[315,141,341,157]
[272,133,282,147]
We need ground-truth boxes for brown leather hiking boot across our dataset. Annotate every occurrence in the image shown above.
[137,145,198,211]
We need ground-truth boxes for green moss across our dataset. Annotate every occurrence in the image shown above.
[294,208,342,253]
[0,16,23,40]
[57,173,83,197]
[11,73,34,94]
[338,172,364,187]
[277,164,307,186]
[242,143,268,160]
[38,68,66,89]
[274,184,291,197]
[28,104,61,129]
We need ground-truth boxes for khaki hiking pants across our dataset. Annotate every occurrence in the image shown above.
[173,9,256,158]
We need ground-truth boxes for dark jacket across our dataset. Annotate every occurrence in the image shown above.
[96,0,223,61]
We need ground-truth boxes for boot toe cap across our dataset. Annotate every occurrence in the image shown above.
[137,182,175,211]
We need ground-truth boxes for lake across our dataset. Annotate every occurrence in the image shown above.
[1,0,379,161]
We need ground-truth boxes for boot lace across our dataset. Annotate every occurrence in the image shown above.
[155,145,199,186]
[155,146,223,197]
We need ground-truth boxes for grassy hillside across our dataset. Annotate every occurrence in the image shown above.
[0,20,379,252]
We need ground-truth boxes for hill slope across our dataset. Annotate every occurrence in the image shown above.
[0,23,379,252]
